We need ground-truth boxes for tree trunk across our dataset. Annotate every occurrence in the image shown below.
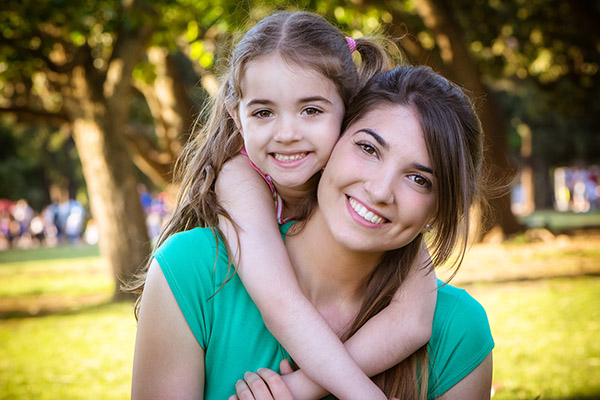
[67,65,150,300]
[413,0,523,239]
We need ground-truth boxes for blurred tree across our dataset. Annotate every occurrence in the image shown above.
[1,0,598,281]
[0,0,159,299]
[0,121,85,211]
[0,0,263,297]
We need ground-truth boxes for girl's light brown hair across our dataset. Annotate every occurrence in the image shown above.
[340,66,485,398]
[126,11,391,315]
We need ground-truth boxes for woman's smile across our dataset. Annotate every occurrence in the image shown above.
[347,196,388,226]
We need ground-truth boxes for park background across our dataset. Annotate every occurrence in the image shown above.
[1,0,599,399]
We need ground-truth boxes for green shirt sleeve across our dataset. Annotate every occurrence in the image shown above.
[153,227,223,350]
[427,282,495,398]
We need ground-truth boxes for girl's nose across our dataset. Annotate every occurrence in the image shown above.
[273,116,301,143]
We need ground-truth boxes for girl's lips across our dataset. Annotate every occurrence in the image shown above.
[269,152,310,168]
[347,196,388,225]
[273,152,308,162]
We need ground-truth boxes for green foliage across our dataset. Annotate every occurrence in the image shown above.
[0,121,85,210]
[0,0,599,201]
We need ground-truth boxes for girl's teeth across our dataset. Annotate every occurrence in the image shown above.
[274,153,307,162]
[349,197,386,224]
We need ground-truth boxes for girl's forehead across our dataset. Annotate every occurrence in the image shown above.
[238,54,341,99]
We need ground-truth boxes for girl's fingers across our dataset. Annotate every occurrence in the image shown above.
[257,368,293,399]
[279,359,294,375]
[228,396,239,400]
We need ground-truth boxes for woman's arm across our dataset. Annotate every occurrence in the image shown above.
[131,259,205,400]
[437,353,493,399]
[216,154,385,400]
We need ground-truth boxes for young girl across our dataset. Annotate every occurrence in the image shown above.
[131,11,437,398]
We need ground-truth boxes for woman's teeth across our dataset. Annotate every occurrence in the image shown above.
[274,152,307,162]
[349,197,386,224]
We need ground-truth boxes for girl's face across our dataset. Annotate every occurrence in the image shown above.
[230,54,345,193]
[317,104,436,254]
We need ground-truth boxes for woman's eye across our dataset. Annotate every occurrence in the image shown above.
[357,142,377,156]
[410,174,432,188]
[302,107,321,116]
[255,110,272,118]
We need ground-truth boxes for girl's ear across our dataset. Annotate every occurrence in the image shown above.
[226,104,242,134]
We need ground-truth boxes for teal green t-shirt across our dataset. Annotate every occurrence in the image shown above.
[154,225,494,399]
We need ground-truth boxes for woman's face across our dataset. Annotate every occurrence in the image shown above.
[317,104,436,254]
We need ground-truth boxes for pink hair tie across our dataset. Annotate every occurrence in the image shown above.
[345,36,357,53]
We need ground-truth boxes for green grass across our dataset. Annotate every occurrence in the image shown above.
[1,235,600,399]
[469,278,600,399]
[0,302,136,400]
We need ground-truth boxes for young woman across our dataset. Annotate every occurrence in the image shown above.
[131,65,494,399]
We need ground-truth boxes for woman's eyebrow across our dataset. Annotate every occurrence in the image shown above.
[356,128,389,150]
[413,163,433,174]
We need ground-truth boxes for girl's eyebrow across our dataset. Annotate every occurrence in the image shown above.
[246,99,273,107]
[298,96,332,104]
[246,96,332,108]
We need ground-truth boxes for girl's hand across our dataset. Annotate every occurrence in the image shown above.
[228,367,294,400]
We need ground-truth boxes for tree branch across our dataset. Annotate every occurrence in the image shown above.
[0,106,70,125]
[123,123,174,187]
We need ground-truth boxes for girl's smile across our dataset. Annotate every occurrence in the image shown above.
[230,54,345,194]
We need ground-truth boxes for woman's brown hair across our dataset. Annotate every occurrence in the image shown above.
[340,65,485,398]
[126,11,391,316]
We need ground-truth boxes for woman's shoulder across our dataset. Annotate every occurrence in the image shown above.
[428,281,494,397]
[435,282,488,322]
[153,227,227,282]
[157,227,219,254]
[433,281,493,348]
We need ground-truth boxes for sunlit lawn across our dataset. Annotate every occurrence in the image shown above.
[1,230,600,399]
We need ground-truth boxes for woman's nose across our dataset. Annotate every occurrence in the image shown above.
[364,172,395,205]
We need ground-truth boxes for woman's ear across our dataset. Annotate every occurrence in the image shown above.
[225,104,242,134]
[423,222,434,234]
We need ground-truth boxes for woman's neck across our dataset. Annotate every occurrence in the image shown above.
[285,208,383,316]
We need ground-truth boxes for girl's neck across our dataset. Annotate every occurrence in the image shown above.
[275,173,320,219]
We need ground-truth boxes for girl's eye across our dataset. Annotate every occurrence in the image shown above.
[302,107,321,116]
[409,174,432,189]
[254,110,273,118]
[357,142,377,156]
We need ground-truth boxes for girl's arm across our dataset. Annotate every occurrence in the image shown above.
[216,154,386,400]
[344,242,437,374]
[281,243,438,398]
[132,259,205,399]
